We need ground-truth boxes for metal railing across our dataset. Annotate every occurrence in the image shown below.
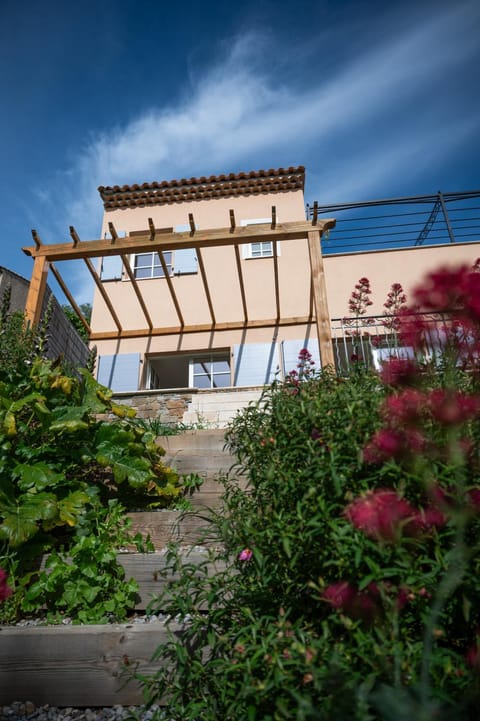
[330,312,459,375]
[306,190,480,254]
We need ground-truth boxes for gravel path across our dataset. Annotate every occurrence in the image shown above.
[1,702,166,721]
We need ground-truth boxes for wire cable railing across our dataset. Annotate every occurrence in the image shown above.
[306,190,480,253]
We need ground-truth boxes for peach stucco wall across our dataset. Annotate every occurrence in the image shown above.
[324,242,480,318]
[90,189,309,333]
[90,186,479,387]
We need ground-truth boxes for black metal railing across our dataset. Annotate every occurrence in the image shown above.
[307,190,480,254]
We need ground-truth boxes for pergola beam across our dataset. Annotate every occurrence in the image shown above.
[84,258,122,333]
[307,229,334,367]
[156,250,185,327]
[23,218,336,363]
[120,254,153,330]
[196,248,216,327]
[22,220,335,261]
[24,255,49,328]
[273,240,280,323]
[89,315,315,341]
[49,262,91,336]
[234,245,248,323]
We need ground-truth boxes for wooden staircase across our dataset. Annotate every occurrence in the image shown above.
[127,428,240,548]
[0,430,241,707]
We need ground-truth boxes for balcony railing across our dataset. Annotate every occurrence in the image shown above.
[307,190,480,254]
[330,312,463,375]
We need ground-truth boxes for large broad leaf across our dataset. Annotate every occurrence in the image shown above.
[49,404,93,437]
[14,462,64,492]
[57,490,90,527]
[78,369,112,414]
[50,375,73,395]
[51,405,89,423]
[94,423,153,487]
[2,410,16,437]
[0,492,58,547]
[49,419,90,434]
[10,392,47,413]
[99,450,153,487]
[95,423,135,448]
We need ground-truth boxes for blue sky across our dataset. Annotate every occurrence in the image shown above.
[1,0,479,303]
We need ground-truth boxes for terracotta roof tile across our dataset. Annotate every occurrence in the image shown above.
[98,166,305,210]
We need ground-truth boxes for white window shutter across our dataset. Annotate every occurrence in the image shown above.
[100,256,123,280]
[281,339,321,376]
[233,342,279,386]
[97,353,141,392]
[174,248,197,274]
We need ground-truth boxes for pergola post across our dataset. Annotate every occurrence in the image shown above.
[24,255,49,328]
[307,229,335,368]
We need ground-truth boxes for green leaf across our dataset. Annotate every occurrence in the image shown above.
[281,535,292,559]
[78,369,112,414]
[57,490,89,527]
[10,392,46,413]
[14,462,64,492]
[0,492,57,546]
[3,410,16,436]
[111,455,153,487]
[49,419,89,434]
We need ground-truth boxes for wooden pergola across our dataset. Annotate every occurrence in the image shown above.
[22,208,336,367]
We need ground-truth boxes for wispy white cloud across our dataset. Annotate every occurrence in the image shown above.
[38,0,480,302]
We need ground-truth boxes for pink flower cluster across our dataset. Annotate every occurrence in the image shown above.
[344,489,445,542]
[383,282,408,331]
[363,388,480,464]
[413,265,480,319]
[380,358,418,387]
[348,278,373,317]
[0,569,12,602]
[393,262,480,361]
[322,579,410,623]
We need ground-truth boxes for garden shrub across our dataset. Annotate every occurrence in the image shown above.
[139,263,480,720]
[0,292,186,623]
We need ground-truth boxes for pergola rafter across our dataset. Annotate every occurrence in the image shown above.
[22,211,336,367]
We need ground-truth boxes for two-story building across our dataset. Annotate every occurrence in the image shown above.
[22,166,480,424]
[92,166,332,393]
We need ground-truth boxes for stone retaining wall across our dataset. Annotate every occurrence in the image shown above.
[112,389,195,424]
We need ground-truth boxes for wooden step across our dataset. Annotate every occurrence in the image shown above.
[0,552,224,707]
[0,622,178,706]
[0,428,241,707]
[127,509,220,550]
[118,551,226,609]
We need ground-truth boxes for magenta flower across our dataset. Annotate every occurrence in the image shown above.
[344,489,419,542]
[0,569,12,602]
[322,581,357,611]
[467,489,480,511]
[428,389,480,426]
[322,581,382,623]
[380,358,418,387]
[382,389,426,425]
[466,634,480,668]
[238,548,253,562]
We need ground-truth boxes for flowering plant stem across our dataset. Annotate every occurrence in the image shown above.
[420,522,469,707]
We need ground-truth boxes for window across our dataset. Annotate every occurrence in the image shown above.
[241,218,280,259]
[133,251,172,279]
[249,241,274,258]
[190,355,231,389]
